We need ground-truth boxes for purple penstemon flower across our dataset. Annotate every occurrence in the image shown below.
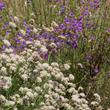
[106,28,110,33]
[89,0,100,9]
[59,5,65,15]
[72,40,78,49]
[64,17,71,24]
[80,0,85,4]
[17,32,23,37]
[59,23,66,30]
[5,31,10,35]
[26,27,31,34]
[54,0,61,2]
[23,19,27,26]
[2,45,6,50]
[69,12,74,17]
[9,15,14,21]
[44,53,48,60]
[2,22,9,29]
[0,2,5,10]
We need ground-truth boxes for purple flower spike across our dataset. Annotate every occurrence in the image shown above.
[64,17,70,24]
[44,53,48,60]
[26,27,31,35]
[2,45,6,50]
[59,5,65,15]
[72,40,78,49]
[23,19,27,26]
[69,12,74,17]
[59,24,66,30]
[6,31,10,35]
[106,28,110,33]
[0,2,5,10]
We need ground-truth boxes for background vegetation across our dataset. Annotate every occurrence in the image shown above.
[0,0,110,109]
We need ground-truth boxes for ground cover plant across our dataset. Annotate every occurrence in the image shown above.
[0,0,110,110]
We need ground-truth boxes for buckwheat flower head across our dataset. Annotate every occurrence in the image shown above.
[40,46,48,53]
[40,70,50,78]
[51,21,58,27]
[0,76,12,90]
[49,43,57,48]
[80,93,86,98]
[26,41,32,45]
[34,40,41,48]
[69,74,75,81]
[3,39,11,47]
[13,108,18,110]
[51,62,59,67]
[54,73,62,80]
[78,86,84,92]
[67,87,76,94]
[14,16,20,23]
[58,35,66,40]
[20,29,26,36]
[9,22,17,28]
[64,64,70,70]
[42,63,49,69]
[81,98,88,104]
[33,69,38,73]
[61,77,69,85]
[21,74,29,81]
[26,91,34,99]
[9,65,16,73]
[42,25,54,32]
[0,95,6,102]
[33,92,38,97]
[4,48,13,54]
[35,86,42,92]
[19,87,25,93]
[43,83,50,89]
[59,84,65,91]
[23,87,32,93]
[44,94,50,99]
[0,67,7,75]
[36,77,42,83]
[91,101,99,106]
[62,103,73,110]
[77,63,83,68]
[60,96,68,103]
[33,28,38,33]
[40,105,56,110]
[5,100,15,107]
[94,93,101,102]
[72,94,79,102]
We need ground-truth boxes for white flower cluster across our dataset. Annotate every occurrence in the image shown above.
[0,76,12,90]
[0,40,102,110]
